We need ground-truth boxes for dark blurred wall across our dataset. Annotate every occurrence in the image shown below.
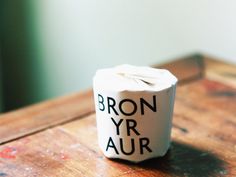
[0,1,3,111]
[1,1,44,111]
[0,47,3,112]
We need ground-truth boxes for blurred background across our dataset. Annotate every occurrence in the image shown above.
[1,0,236,112]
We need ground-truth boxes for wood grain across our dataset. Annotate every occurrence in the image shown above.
[0,54,236,177]
[0,90,94,144]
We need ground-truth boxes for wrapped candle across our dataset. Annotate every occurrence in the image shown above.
[93,64,177,163]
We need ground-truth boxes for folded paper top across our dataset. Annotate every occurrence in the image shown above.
[94,64,177,91]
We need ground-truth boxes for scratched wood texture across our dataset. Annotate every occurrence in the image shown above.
[0,54,236,177]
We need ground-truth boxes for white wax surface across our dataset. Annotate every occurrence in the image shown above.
[94,64,177,91]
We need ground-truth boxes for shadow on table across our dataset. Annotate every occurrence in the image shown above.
[115,141,227,177]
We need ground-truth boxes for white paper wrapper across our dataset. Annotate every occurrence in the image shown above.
[93,64,177,163]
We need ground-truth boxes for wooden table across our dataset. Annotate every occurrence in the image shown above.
[0,54,235,177]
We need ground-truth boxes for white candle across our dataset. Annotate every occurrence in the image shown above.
[93,64,177,162]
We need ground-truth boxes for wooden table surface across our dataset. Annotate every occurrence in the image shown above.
[0,54,236,177]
